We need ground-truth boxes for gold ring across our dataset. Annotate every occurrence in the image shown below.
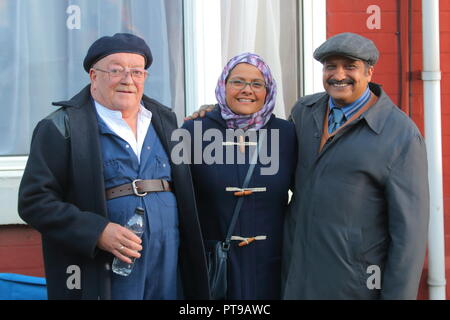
[119,245,124,251]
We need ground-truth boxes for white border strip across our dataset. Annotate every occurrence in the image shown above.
[184,0,222,116]
[0,156,27,224]
[0,156,27,171]
[302,0,327,95]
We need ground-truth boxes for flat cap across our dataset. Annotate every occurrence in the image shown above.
[313,32,379,66]
[83,33,152,72]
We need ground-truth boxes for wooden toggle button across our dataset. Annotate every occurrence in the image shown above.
[238,237,256,247]
[234,190,253,197]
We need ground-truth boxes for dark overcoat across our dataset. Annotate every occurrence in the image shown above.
[182,109,297,299]
[282,83,429,299]
[18,85,210,300]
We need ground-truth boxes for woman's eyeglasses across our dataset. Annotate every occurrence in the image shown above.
[227,79,267,92]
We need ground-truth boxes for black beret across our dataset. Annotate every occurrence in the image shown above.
[313,32,379,66]
[83,33,152,72]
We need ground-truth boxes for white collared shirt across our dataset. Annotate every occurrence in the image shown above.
[94,101,152,163]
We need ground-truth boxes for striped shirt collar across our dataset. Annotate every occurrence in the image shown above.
[328,86,371,120]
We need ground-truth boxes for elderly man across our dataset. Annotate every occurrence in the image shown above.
[18,33,209,300]
[282,32,429,299]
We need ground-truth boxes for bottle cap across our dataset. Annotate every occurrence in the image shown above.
[135,207,145,215]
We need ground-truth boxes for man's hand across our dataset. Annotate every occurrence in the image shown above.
[184,104,215,121]
[97,222,143,264]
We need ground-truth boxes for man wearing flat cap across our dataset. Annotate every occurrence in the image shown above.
[18,33,210,300]
[282,32,429,299]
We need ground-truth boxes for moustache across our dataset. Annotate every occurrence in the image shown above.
[327,79,354,85]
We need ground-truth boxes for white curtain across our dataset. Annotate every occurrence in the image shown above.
[220,0,299,119]
[0,0,183,155]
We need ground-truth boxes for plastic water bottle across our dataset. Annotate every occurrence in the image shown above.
[112,207,145,276]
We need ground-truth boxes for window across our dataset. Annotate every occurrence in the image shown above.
[0,0,184,224]
[0,0,184,156]
[184,0,310,119]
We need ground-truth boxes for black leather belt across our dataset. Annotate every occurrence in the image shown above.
[105,179,172,200]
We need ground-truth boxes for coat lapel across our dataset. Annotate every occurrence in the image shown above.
[311,98,327,135]
[63,86,107,217]
[309,95,328,157]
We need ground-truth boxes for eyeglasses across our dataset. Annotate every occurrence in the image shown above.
[227,79,267,92]
[93,67,148,82]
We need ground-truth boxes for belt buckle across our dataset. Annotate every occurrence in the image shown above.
[132,179,147,197]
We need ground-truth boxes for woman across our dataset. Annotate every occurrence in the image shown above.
[182,53,297,299]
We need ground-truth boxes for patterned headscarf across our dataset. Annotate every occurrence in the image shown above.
[215,52,277,131]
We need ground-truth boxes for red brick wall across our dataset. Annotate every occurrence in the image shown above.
[326,0,450,299]
[0,225,44,277]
